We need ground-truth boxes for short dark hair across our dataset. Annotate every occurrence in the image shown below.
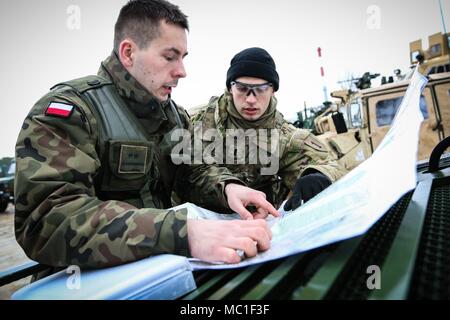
[114,0,189,52]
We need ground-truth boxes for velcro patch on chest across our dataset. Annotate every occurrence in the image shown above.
[45,102,74,118]
[119,145,148,174]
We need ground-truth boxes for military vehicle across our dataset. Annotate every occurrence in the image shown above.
[1,33,450,302]
[0,159,15,212]
[296,32,450,171]
[2,142,450,300]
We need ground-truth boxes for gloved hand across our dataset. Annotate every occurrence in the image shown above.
[284,173,332,211]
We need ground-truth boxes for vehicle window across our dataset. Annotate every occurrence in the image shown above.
[376,95,428,127]
[350,101,362,128]
[411,50,421,64]
[429,43,442,57]
[7,162,15,175]
[428,66,437,75]
[428,63,450,75]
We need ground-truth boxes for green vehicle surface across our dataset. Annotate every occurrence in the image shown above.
[0,160,15,212]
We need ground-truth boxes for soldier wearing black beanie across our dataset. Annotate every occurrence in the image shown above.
[189,47,347,213]
[226,47,280,91]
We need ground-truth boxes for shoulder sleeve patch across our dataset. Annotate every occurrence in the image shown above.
[45,101,74,118]
[304,134,328,152]
[287,129,328,153]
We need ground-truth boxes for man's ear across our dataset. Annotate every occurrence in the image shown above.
[118,39,136,68]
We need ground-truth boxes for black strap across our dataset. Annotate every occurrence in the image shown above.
[428,136,450,172]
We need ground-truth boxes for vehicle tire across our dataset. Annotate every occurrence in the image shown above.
[0,199,8,213]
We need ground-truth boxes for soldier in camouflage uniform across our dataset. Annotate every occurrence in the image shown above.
[14,0,277,269]
[189,47,348,216]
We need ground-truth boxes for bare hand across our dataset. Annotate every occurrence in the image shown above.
[187,218,272,264]
[225,183,280,220]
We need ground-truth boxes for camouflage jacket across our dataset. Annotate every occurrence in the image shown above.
[189,92,348,208]
[14,53,241,268]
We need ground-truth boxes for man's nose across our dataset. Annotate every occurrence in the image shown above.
[173,61,187,78]
[246,89,257,102]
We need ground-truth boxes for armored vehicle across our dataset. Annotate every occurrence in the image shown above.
[297,32,450,171]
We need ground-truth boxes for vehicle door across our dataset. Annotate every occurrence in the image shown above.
[366,87,441,160]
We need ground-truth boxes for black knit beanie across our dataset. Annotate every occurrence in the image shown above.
[226,47,279,91]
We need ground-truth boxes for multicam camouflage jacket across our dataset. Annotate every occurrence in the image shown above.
[189,92,348,208]
[14,53,241,268]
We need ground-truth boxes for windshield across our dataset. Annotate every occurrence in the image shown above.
[349,100,362,128]
[7,162,15,175]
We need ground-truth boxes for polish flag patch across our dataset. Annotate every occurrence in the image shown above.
[45,102,74,118]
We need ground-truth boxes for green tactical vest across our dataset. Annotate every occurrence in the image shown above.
[50,75,167,208]
[198,99,291,207]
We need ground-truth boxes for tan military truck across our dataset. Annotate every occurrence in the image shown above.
[305,32,450,171]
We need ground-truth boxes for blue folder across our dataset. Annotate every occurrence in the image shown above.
[12,254,196,300]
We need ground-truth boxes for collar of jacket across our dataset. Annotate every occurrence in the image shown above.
[98,52,174,132]
[98,52,168,111]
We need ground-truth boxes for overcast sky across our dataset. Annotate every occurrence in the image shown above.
[0,0,448,158]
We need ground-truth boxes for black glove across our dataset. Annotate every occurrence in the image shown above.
[284,173,332,211]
